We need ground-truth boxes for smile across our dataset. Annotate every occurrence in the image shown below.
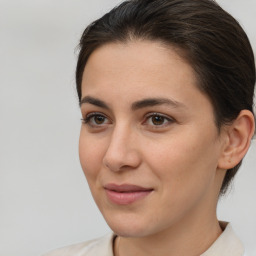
[104,183,153,205]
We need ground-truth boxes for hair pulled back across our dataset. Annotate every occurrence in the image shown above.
[76,0,255,194]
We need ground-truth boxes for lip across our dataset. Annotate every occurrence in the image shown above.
[104,183,153,205]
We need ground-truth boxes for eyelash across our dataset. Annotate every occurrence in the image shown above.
[143,112,174,128]
[81,112,175,129]
[81,112,109,127]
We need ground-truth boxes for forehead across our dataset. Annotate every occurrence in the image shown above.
[81,40,214,116]
[83,41,197,90]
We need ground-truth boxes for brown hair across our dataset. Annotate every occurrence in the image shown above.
[76,0,255,194]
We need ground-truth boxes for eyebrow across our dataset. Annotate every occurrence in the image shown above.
[80,96,186,110]
[131,98,187,110]
[80,96,110,109]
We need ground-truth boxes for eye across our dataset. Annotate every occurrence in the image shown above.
[144,113,174,127]
[150,115,166,125]
[82,112,110,127]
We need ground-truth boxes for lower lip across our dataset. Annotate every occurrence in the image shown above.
[105,189,153,205]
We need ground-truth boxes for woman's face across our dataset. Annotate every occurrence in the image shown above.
[79,41,225,237]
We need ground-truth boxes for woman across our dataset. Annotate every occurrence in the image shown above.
[44,0,255,255]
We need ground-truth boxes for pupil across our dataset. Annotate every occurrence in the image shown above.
[152,116,164,125]
[95,116,105,124]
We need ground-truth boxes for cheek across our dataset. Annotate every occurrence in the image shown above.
[79,130,106,180]
[145,130,220,195]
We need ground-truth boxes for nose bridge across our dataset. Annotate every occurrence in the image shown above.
[103,122,140,171]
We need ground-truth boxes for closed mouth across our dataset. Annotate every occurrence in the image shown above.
[104,183,153,205]
[104,183,153,192]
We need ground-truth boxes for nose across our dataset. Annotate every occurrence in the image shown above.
[103,124,141,172]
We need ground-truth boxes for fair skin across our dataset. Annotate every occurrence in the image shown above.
[79,40,255,256]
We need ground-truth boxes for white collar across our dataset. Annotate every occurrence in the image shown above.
[50,222,244,256]
[201,221,244,256]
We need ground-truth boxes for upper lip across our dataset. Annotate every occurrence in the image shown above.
[104,183,153,192]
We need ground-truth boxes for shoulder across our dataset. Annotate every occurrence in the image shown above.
[42,233,116,256]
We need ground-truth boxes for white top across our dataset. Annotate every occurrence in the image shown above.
[42,222,245,256]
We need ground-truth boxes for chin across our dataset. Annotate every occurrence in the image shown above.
[102,211,158,238]
[110,223,150,238]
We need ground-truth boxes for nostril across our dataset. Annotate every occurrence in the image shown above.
[102,135,141,172]
[104,162,120,172]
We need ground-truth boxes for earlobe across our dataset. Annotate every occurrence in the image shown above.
[218,110,255,170]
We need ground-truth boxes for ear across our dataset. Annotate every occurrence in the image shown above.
[218,110,255,170]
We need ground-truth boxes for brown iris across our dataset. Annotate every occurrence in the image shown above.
[94,115,105,124]
[151,115,165,125]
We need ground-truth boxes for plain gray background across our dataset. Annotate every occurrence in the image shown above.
[0,0,255,255]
